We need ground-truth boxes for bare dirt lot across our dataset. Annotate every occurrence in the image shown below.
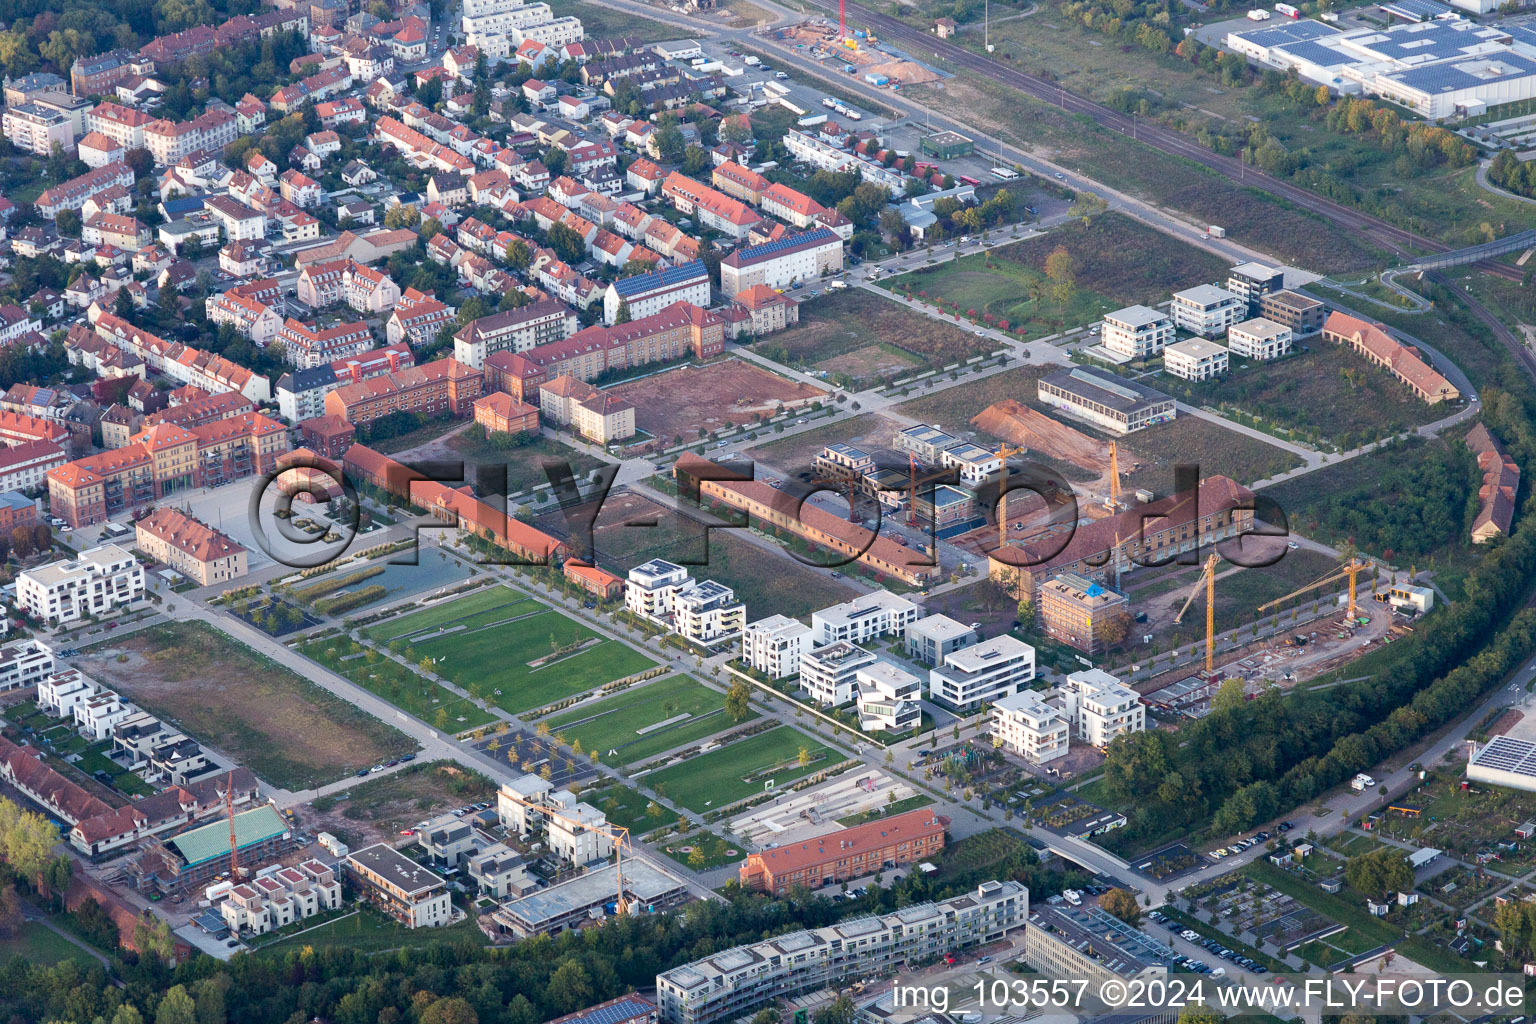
[296,760,497,850]
[76,621,414,790]
[607,359,826,443]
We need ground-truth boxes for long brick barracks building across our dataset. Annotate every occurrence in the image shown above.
[738,808,949,894]
[48,413,289,527]
[323,356,484,427]
[483,301,723,403]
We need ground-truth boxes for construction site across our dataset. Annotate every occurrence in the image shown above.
[775,18,943,86]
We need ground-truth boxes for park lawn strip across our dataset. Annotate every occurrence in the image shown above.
[259,907,487,954]
[838,794,935,827]
[407,608,657,713]
[366,586,539,642]
[544,675,752,766]
[76,622,414,791]
[583,781,680,836]
[642,727,839,812]
[300,636,498,731]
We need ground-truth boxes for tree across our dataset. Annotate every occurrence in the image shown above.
[688,845,706,868]
[545,961,594,1016]
[1177,1003,1225,1024]
[419,997,478,1024]
[505,238,532,272]
[815,995,857,1024]
[55,209,81,239]
[547,222,585,265]
[1100,887,1142,925]
[1210,678,1246,714]
[797,745,812,767]
[1345,847,1412,901]
[653,123,686,163]
[682,144,710,176]
[153,985,196,1024]
[725,678,751,720]
[383,203,421,229]
[613,297,632,324]
[1044,244,1076,304]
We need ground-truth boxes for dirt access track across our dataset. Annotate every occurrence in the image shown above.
[607,359,826,442]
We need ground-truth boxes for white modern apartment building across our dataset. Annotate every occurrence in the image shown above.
[938,441,1002,487]
[1101,304,1174,360]
[928,635,1035,712]
[1226,317,1293,362]
[906,614,977,667]
[1162,337,1229,381]
[625,558,693,620]
[672,579,746,645]
[1059,668,1145,748]
[37,668,97,721]
[781,129,905,195]
[496,773,613,866]
[798,640,876,706]
[0,638,55,692]
[344,844,453,929]
[1170,284,1245,338]
[655,881,1029,1024]
[17,544,144,625]
[810,591,920,646]
[855,661,922,733]
[451,298,576,368]
[718,228,843,299]
[741,615,813,679]
[462,1,582,58]
[2,104,75,157]
[991,690,1069,764]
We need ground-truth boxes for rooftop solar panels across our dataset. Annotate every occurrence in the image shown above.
[1389,51,1536,92]
[1230,18,1340,47]
[1274,38,1355,68]
[1471,735,1536,778]
[1380,0,1453,21]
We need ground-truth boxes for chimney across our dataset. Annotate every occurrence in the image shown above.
[387,349,400,372]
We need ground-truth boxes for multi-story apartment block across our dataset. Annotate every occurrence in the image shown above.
[719,228,843,299]
[323,357,483,427]
[71,50,147,97]
[275,344,412,422]
[221,861,342,937]
[990,689,1069,763]
[1100,304,1174,360]
[17,544,144,624]
[1226,316,1293,362]
[1059,668,1145,748]
[810,591,920,646]
[386,289,456,349]
[36,162,135,219]
[798,641,876,706]
[143,109,237,166]
[603,261,710,324]
[656,881,1028,1024]
[203,194,266,242]
[1037,572,1129,655]
[1226,261,1285,315]
[671,579,746,645]
[0,638,56,692]
[780,129,906,196]
[0,440,68,493]
[205,287,283,346]
[344,844,453,928]
[1162,338,1229,381]
[854,660,921,732]
[1257,289,1326,338]
[2,104,75,157]
[133,507,248,587]
[624,558,692,621]
[905,614,977,666]
[452,298,578,368]
[1170,284,1244,338]
[495,774,614,866]
[927,634,1035,712]
[741,615,812,679]
[38,668,97,721]
[661,171,762,240]
[278,319,375,369]
[939,440,1003,488]
[84,103,152,149]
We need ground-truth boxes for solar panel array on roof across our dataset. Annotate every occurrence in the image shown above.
[560,996,656,1024]
[1379,0,1452,21]
[1231,19,1339,47]
[1472,735,1536,777]
[610,259,706,296]
[1274,38,1355,68]
[736,227,837,261]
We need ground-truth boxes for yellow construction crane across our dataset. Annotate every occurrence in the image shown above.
[995,442,1027,553]
[500,787,635,913]
[1106,441,1121,510]
[1173,553,1221,675]
[1257,558,1374,623]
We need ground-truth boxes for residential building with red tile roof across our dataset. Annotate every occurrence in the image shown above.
[134,506,248,586]
[1468,423,1520,544]
[1322,311,1460,405]
[472,391,539,436]
[739,808,947,894]
[324,357,484,427]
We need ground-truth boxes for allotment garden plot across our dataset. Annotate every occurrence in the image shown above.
[543,674,752,766]
[365,585,656,713]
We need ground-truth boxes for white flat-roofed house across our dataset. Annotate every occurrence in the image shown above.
[344,844,453,929]
[17,544,144,624]
[1060,668,1145,748]
[810,591,920,646]
[546,794,614,866]
[75,689,130,740]
[939,441,1003,487]
[928,634,1035,712]
[742,615,812,679]
[1171,284,1245,338]
[0,638,56,692]
[1226,317,1293,362]
[855,660,922,732]
[38,668,97,720]
[624,558,693,622]
[905,613,977,666]
[1101,304,1174,359]
[497,773,553,834]
[1163,338,1229,381]
[672,579,746,645]
[991,689,1069,763]
[798,640,876,706]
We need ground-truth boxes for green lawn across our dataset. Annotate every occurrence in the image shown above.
[658,829,743,870]
[0,922,100,967]
[581,781,681,836]
[544,675,752,766]
[258,907,486,953]
[300,636,498,732]
[445,427,606,496]
[365,585,537,642]
[400,603,657,713]
[838,794,935,827]
[642,727,838,812]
